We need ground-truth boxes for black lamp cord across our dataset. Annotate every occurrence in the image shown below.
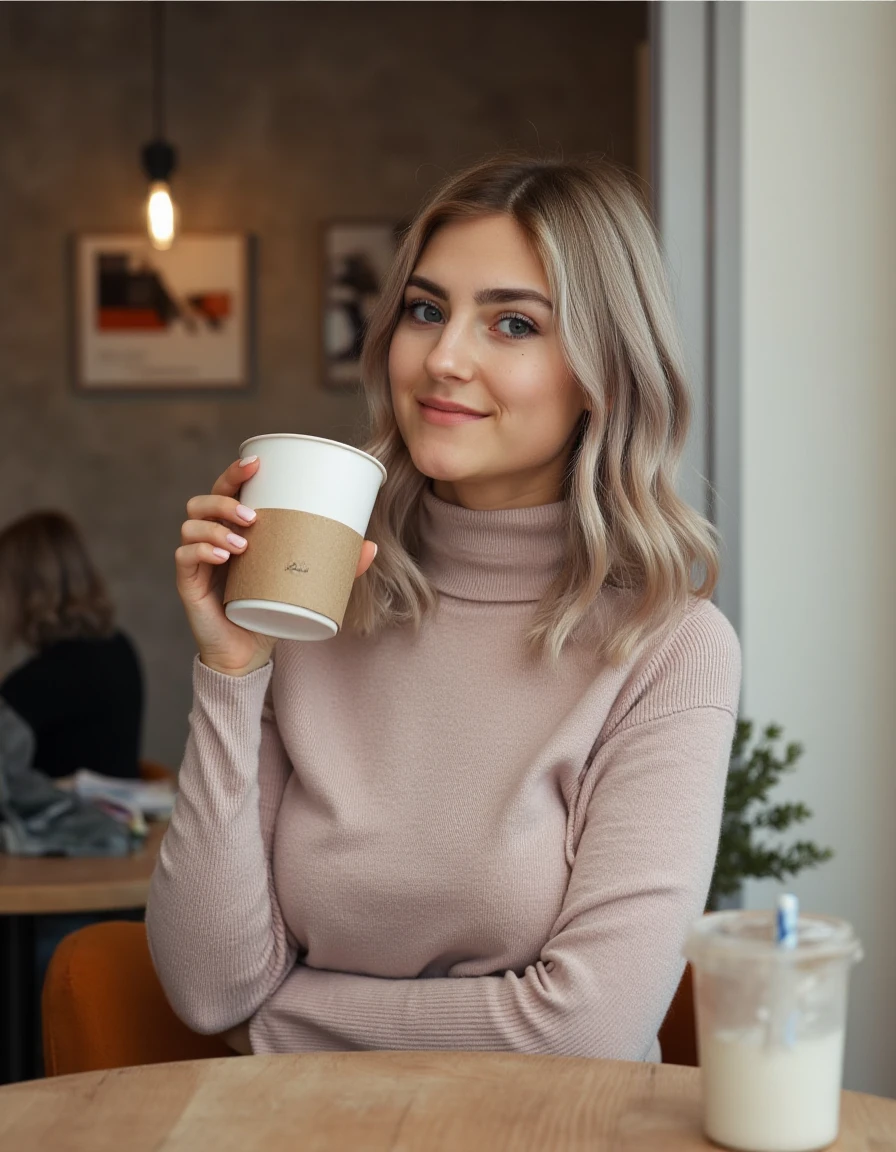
[142,0,176,182]
[152,0,165,141]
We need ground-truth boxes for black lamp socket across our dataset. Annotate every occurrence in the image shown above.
[141,140,177,183]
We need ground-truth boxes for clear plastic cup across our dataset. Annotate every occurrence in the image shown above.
[684,911,862,1152]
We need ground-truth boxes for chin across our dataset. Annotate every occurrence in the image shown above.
[406,440,481,485]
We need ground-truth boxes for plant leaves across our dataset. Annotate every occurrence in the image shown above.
[708,719,835,911]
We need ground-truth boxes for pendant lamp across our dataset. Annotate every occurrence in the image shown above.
[141,1,178,249]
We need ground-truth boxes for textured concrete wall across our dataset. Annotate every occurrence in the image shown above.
[0,1,644,768]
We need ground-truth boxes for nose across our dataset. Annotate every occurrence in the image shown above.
[423,317,476,383]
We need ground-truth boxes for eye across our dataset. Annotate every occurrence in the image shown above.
[406,300,444,325]
[495,313,537,339]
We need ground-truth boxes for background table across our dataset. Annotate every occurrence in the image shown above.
[1,1051,893,1151]
[0,821,165,916]
[0,822,165,1084]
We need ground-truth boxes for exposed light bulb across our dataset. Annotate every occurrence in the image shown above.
[147,180,176,250]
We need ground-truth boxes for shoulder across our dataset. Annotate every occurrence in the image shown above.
[603,597,741,736]
[73,630,143,673]
[652,597,740,684]
[111,630,141,664]
[25,633,141,679]
[105,633,143,695]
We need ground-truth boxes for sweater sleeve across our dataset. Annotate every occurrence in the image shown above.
[247,694,738,1059]
[145,657,298,1034]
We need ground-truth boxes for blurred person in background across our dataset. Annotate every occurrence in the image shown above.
[0,510,143,780]
[0,510,146,1068]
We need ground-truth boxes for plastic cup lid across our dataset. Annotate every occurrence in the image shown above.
[684,910,862,965]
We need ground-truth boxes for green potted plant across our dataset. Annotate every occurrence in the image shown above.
[708,719,834,911]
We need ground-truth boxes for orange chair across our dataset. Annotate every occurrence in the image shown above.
[658,964,698,1066]
[138,758,177,786]
[41,921,231,1076]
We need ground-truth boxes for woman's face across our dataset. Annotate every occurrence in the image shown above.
[388,214,588,510]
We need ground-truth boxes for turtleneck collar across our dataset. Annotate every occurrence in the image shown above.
[417,486,568,603]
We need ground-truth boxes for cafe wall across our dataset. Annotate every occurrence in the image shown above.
[0,2,645,767]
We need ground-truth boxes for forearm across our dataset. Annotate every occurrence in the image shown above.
[146,658,296,1034]
[249,952,660,1059]
[249,962,590,1057]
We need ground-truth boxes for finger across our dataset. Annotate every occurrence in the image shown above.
[211,455,260,499]
[175,542,232,587]
[355,540,378,580]
[181,519,249,554]
[185,494,258,527]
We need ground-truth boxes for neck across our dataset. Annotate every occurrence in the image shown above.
[431,474,564,512]
[417,486,567,603]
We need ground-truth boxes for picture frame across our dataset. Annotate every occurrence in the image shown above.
[72,232,253,392]
[321,220,399,390]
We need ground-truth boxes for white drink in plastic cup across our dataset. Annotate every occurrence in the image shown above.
[684,910,861,1152]
[223,433,386,641]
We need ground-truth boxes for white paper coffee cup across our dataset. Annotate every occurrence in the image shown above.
[223,433,387,641]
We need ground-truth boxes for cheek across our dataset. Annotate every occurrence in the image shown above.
[556,375,588,425]
[499,353,582,423]
[387,337,419,442]
[388,330,419,397]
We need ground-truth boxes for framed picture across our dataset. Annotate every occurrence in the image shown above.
[321,220,399,389]
[72,232,252,392]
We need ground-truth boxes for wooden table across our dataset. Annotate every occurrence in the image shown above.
[0,822,165,1085]
[1,1051,893,1151]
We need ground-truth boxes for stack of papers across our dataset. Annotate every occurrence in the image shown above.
[69,769,177,820]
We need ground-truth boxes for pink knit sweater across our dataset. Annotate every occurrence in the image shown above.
[147,489,741,1061]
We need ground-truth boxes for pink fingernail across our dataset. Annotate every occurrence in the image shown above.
[212,547,230,560]
[239,455,258,467]
[372,543,378,561]
[227,533,247,549]
[236,505,256,523]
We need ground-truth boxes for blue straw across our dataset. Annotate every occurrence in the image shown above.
[777,892,799,949]
[775,893,799,1047]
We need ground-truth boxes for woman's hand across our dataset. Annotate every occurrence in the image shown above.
[221,1020,253,1055]
[176,457,377,678]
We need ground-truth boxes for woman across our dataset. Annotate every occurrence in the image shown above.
[147,156,740,1062]
[0,511,143,780]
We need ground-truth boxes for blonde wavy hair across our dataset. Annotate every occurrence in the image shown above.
[347,155,719,665]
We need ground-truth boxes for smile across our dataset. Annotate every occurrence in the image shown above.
[417,398,488,426]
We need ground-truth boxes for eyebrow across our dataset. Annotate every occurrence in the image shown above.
[405,274,553,312]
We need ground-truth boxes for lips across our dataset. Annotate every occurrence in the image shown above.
[417,397,486,416]
[417,397,488,427]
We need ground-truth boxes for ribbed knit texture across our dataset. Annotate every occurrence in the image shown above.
[146,488,741,1062]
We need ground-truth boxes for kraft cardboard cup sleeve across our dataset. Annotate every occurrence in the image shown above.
[223,434,386,641]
